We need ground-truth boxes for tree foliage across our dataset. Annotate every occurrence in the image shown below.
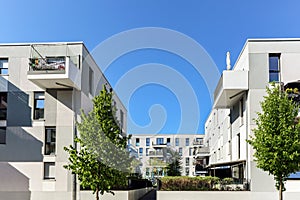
[247,85,300,200]
[166,149,182,176]
[64,86,132,200]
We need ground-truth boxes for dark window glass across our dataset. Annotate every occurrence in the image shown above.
[44,162,55,179]
[269,54,280,82]
[34,92,44,119]
[0,58,8,75]
[167,138,171,146]
[175,138,179,146]
[0,127,6,144]
[45,127,56,155]
[179,147,183,156]
[136,138,140,146]
[185,138,189,146]
[156,138,164,145]
[146,138,150,146]
[0,93,7,120]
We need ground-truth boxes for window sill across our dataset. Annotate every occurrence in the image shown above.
[43,178,56,182]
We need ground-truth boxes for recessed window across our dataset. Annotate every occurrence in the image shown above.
[34,92,44,120]
[146,138,150,146]
[186,157,190,166]
[0,93,7,120]
[146,148,149,156]
[175,138,179,146]
[0,58,8,75]
[189,148,193,156]
[44,162,55,179]
[185,138,189,146]
[156,138,164,145]
[269,53,280,82]
[89,68,94,95]
[185,167,189,176]
[0,127,6,144]
[45,127,56,155]
[179,147,183,156]
[167,138,171,146]
[136,138,140,146]
[139,147,143,156]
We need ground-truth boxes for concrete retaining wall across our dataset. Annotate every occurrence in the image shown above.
[157,191,300,200]
[80,188,153,200]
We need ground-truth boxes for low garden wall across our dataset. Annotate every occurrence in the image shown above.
[80,187,153,200]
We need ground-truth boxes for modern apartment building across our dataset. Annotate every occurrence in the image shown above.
[130,134,209,179]
[204,39,300,192]
[0,42,127,200]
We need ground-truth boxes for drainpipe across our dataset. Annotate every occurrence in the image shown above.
[245,92,250,190]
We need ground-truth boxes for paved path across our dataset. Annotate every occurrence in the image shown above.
[139,189,156,200]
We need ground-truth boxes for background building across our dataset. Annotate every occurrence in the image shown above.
[204,39,300,192]
[0,42,127,200]
[130,134,208,179]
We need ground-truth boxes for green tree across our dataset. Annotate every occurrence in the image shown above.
[64,86,132,200]
[247,85,300,200]
[166,149,182,176]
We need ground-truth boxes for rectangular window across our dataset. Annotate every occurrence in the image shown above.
[45,127,56,155]
[34,92,45,120]
[146,148,149,156]
[240,98,244,126]
[0,93,7,120]
[175,138,179,146]
[120,110,124,129]
[136,138,140,146]
[185,157,190,166]
[146,138,150,146]
[189,148,193,156]
[156,138,164,145]
[139,147,143,156]
[89,67,94,95]
[237,133,241,159]
[179,147,183,156]
[0,127,6,144]
[185,167,189,176]
[167,138,171,146]
[0,58,8,75]
[269,53,280,82]
[228,140,232,155]
[185,138,189,146]
[44,162,55,179]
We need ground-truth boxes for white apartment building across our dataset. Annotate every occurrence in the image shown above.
[205,39,300,192]
[0,42,127,200]
[130,134,208,179]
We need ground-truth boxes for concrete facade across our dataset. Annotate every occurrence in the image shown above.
[0,42,127,200]
[130,134,207,178]
[205,39,300,192]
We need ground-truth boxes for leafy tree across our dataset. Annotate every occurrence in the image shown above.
[247,85,300,200]
[166,149,182,176]
[64,86,132,200]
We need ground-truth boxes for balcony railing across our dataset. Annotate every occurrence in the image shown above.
[29,57,66,73]
[149,151,164,157]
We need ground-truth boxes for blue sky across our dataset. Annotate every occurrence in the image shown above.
[1,0,300,134]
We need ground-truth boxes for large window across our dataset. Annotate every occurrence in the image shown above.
[44,162,55,179]
[175,138,179,146]
[34,92,45,119]
[0,58,8,75]
[156,138,164,145]
[146,138,150,146]
[45,127,56,155]
[0,127,6,144]
[185,138,189,146]
[0,93,7,120]
[269,53,280,82]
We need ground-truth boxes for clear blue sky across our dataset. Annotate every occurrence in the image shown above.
[1,0,300,134]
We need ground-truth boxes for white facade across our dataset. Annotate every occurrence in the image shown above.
[205,39,300,192]
[0,42,127,200]
[130,134,207,178]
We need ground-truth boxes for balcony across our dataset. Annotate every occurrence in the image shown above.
[148,151,164,157]
[27,56,81,89]
[194,147,210,158]
[213,70,248,108]
[152,142,167,148]
[193,140,204,146]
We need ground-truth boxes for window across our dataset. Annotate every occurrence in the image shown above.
[240,98,244,125]
[195,138,203,145]
[185,157,190,166]
[89,68,94,95]
[237,133,241,159]
[120,110,124,129]
[175,138,179,146]
[44,162,55,179]
[0,93,7,120]
[185,167,189,176]
[156,138,164,145]
[185,138,189,146]
[228,140,232,155]
[189,148,193,156]
[146,138,150,146]
[0,58,8,75]
[45,127,56,155]
[269,53,280,82]
[34,92,45,119]
[146,148,149,156]
[146,168,150,176]
[179,147,182,156]
[167,138,171,146]
[136,138,140,146]
[0,127,6,144]
[139,148,143,156]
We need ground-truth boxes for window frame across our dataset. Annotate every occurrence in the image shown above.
[0,127,6,144]
[44,127,56,155]
[34,92,45,120]
[269,53,281,82]
[0,58,8,75]
[44,162,55,180]
[0,92,7,120]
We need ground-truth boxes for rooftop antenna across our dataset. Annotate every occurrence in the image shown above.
[226,51,231,70]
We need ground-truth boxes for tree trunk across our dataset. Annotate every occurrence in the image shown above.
[96,188,99,200]
[279,179,283,200]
